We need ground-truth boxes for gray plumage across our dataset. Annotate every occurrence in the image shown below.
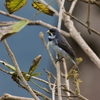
[47,28,77,66]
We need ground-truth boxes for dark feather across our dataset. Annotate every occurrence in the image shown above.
[57,35,76,61]
[48,28,76,62]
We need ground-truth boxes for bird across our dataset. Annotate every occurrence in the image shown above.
[47,28,78,68]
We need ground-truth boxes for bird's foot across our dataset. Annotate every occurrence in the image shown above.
[55,57,64,63]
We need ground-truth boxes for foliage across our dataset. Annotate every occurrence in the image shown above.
[0,0,100,100]
[0,20,28,41]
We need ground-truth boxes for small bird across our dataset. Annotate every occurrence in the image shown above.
[47,28,78,68]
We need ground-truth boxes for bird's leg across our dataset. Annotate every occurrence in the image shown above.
[55,55,64,63]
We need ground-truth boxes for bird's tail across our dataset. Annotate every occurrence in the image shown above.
[71,58,80,72]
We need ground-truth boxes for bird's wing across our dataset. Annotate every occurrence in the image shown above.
[57,36,76,61]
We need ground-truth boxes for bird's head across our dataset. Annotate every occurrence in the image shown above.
[47,28,60,39]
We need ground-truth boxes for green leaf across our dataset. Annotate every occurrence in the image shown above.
[5,0,27,14]
[9,20,28,33]
[31,72,41,77]
[0,60,16,71]
[32,1,54,16]
[22,72,29,81]
[22,72,41,81]
[75,57,83,65]
[28,55,42,76]
[0,20,28,41]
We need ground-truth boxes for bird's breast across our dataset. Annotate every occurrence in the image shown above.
[49,41,69,59]
[49,41,60,52]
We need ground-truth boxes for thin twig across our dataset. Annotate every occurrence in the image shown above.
[39,32,56,68]
[0,93,34,100]
[32,76,54,85]
[79,0,100,8]
[57,0,65,29]
[3,40,39,100]
[52,82,56,100]
[86,0,91,34]
[69,0,78,14]
[63,3,100,69]
[56,0,61,8]
[0,21,16,26]
[57,0,65,99]
[45,69,56,100]
[0,67,88,99]
[44,68,57,80]
[56,61,62,100]
[12,78,52,100]
[1,9,100,37]
[32,89,52,100]
[0,67,12,75]
[64,12,100,36]
[0,10,70,37]
[62,59,71,99]
[62,85,88,100]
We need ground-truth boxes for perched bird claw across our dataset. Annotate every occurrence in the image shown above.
[55,57,64,63]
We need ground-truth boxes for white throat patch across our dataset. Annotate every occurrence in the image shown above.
[48,35,56,39]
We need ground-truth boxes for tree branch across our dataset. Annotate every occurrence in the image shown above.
[63,1,100,68]
[64,12,100,36]
[69,0,78,14]
[0,93,34,100]
[3,40,40,100]
[56,0,65,99]
[0,10,70,37]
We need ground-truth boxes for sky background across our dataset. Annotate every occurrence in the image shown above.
[0,0,100,100]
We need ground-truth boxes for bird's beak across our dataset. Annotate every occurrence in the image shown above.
[47,30,51,34]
